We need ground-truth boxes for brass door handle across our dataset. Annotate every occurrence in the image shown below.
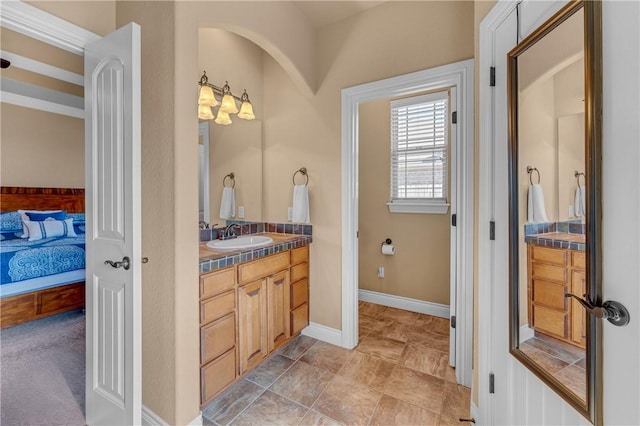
[565,293,630,326]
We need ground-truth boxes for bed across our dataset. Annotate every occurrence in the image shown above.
[1,187,86,328]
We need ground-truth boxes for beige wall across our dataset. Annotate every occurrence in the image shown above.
[199,29,264,222]
[357,98,450,305]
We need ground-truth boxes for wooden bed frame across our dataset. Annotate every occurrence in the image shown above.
[1,187,86,328]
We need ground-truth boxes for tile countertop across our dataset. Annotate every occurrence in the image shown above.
[525,232,586,251]
[199,232,312,274]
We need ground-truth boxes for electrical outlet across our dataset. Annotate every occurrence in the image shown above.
[287,207,293,221]
[238,206,245,218]
[377,266,384,278]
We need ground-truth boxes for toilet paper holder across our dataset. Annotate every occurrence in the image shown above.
[381,238,392,247]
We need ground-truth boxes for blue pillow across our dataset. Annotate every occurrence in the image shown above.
[0,212,23,233]
[26,211,67,221]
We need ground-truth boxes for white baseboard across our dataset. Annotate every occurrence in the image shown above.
[141,406,202,426]
[141,405,169,426]
[471,402,480,424]
[301,322,343,347]
[358,289,450,318]
[520,324,535,344]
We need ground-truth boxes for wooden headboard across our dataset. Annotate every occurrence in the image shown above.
[0,187,85,213]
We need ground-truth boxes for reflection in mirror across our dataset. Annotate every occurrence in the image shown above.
[508,1,602,422]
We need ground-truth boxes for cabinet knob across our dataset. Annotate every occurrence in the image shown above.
[565,293,630,326]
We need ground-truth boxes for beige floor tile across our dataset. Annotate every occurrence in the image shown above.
[231,390,308,426]
[359,302,387,318]
[370,394,440,426]
[312,375,381,425]
[441,381,471,421]
[359,313,395,333]
[520,343,569,374]
[416,315,451,336]
[245,354,295,388]
[300,341,353,374]
[203,379,265,425]
[299,410,342,426]
[356,334,406,362]
[278,335,317,360]
[555,364,587,401]
[384,366,446,414]
[401,345,456,382]
[270,361,334,407]
[408,330,450,353]
[337,351,396,391]
[380,306,421,325]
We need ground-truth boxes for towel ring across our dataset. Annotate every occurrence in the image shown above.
[223,172,235,188]
[527,166,540,185]
[574,170,585,187]
[292,167,309,186]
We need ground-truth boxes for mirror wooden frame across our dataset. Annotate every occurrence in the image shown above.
[507,0,602,423]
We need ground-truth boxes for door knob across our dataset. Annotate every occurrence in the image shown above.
[104,256,131,271]
[565,293,630,326]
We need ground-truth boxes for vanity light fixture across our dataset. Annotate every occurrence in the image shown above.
[197,71,255,124]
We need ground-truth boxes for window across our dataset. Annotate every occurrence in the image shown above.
[388,90,450,214]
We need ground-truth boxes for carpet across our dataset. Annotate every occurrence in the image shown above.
[1,309,85,426]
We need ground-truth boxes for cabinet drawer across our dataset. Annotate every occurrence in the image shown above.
[201,289,236,326]
[239,252,289,284]
[201,267,236,298]
[291,246,309,266]
[290,278,308,309]
[571,251,585,270]
[291,303,309,336]
[201,348,237,404]
[531,245,567,266]
[201,312,236,364]
[531,263,566,283]
[532,280,567,311]
[532,305,568,339]
[290,262,308,283]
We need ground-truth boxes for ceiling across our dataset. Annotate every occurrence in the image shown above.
[293,1,387,29]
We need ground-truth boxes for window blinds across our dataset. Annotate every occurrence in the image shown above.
[390,91,449,202]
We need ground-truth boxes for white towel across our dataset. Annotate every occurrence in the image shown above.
[574,185,586,218]
[527,184,548,223]
[292,185,310,223]
[219,187,235,220]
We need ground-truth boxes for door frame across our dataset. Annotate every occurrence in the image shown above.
[341,59,475,387]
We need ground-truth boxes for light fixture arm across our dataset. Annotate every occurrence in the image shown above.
[198,72,244,103]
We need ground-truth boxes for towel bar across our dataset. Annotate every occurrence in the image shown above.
[574,170,585,187]
[223,172,235,188]
[526,166,540,185]
[292,167,309,186]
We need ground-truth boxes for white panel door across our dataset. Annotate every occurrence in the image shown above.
[84,23,141,426]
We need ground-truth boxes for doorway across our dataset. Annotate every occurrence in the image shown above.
[341,59,475,387]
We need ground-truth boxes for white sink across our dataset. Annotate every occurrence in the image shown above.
[206,235,274,251]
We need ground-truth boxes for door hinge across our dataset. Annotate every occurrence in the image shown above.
[490,66,496,87]
[357,231,359,238]
[489,221,495,240]
[452,213,457,227]
[452,111,457,124]
[450,315,456,329]
[489,372,495,394]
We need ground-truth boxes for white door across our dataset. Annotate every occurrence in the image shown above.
[84,23,141,426]
[479,1,640,424]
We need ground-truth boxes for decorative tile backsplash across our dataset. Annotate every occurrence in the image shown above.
[200,220,312,242]
[524,220,585,251]
[524,220,584,237]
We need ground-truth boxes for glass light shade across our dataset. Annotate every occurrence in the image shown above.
[198,85,219,107]
[215,110,232,125]
[238,101,255,120]
[220,94,239,114]
[198,104,214,120]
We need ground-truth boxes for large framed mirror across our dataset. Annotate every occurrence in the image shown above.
[507,0,602,422]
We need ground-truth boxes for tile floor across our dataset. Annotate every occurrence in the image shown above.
[202,302,471,426]
[520,332,586,401]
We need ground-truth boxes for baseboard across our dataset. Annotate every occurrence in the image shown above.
[141,405,169,426]
[142,407,202,426]
[520,324,535,343]
[358,289,450,318]
[301,322,342,347]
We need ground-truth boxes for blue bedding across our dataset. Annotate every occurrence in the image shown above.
[0,234,86,285]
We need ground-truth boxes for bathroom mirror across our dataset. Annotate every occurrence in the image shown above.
[508,0,601,422]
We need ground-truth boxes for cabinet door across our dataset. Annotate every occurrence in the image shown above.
[238,279,268,374]
[268,270,290,352]
[570,270,587,348]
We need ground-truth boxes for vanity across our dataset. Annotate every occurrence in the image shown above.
[525,230,586,348]
[198,232,310,406]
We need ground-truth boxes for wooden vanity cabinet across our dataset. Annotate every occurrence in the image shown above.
[238,278,268,373]
[290,246,309,335]
[199,266,238,406]
[527,244,586,348]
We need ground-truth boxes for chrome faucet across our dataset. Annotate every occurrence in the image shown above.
[199,221,209,229]
[221,223,240,240]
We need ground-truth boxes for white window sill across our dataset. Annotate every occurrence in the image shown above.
[387,202,450,214]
